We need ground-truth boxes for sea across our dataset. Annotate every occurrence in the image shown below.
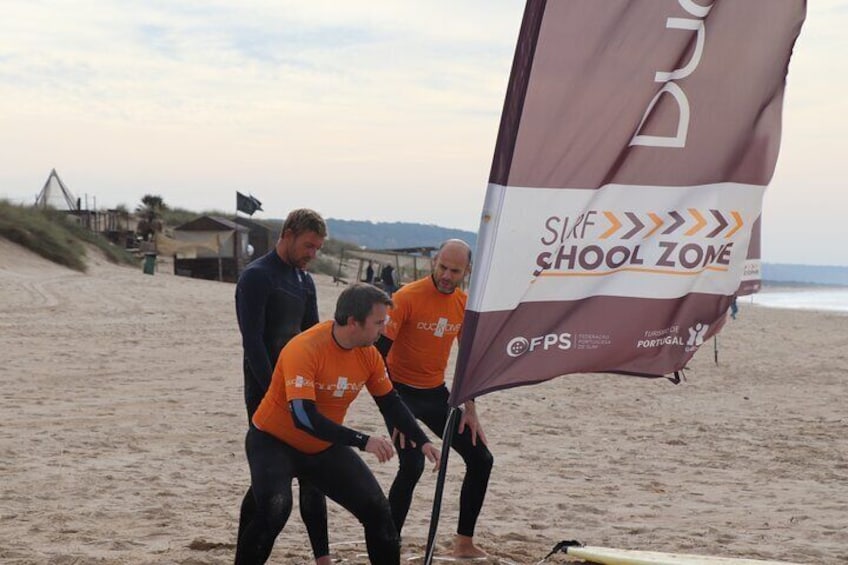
[749,287,848,313]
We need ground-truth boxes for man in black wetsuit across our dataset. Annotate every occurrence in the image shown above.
[234,208,330,564]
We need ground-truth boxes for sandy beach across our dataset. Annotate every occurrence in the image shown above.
[1,239,846,564]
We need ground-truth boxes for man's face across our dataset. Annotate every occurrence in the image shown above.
[432,245,470,294]
[353,303,388,346]
[281,230,324,269]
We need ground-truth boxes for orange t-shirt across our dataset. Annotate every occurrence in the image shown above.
[384,276,466,389]
[252,320,393,454]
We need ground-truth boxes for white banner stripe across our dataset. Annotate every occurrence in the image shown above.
[468,182,765,312]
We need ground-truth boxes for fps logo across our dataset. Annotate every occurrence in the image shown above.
[506,333,572,358]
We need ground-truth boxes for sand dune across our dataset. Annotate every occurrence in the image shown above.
[1,238,846,564]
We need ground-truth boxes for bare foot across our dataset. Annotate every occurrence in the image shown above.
[315,556,333,565]
[451,534,487,558]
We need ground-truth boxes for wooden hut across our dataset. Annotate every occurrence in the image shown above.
[232,216,277,262]
[172,216,250,282]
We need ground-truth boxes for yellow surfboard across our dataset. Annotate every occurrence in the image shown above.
[566,546,806,565]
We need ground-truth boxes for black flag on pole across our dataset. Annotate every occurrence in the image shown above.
[236,191,263,216]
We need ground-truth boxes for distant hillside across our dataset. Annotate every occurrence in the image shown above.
[762,263,848,286]
[325,219,477,250]
[298,218,848,288]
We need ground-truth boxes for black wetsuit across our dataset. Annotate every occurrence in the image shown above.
[374,336,493,538]
[236,391,430,565]
[384,382,493,537]
[234,249,327,559]
[236,250,319,416]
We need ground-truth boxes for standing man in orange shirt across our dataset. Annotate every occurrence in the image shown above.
[235,283,440,565]
[375,239,493,558]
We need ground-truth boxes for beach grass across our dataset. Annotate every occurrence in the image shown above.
[0,200,138,271]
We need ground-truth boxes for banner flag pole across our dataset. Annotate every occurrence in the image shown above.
[423,407,460,565]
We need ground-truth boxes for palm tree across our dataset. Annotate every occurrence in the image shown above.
[135,194,167,241]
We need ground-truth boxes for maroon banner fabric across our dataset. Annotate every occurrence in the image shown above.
[450,0,806,405]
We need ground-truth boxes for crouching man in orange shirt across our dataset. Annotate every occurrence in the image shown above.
[235,283,439,565]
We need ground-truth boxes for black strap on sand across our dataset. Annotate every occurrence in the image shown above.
[714,335,719,365]
[610,369,685,384]
[668,369,686,384]
[540,540,583,561]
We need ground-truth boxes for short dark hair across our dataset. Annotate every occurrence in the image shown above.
[282,208,327,238]
[334,283,393,325]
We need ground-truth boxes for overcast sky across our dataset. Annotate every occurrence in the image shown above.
[1,1,845,265]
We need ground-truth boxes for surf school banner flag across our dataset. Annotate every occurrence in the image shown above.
[450,0,806,404]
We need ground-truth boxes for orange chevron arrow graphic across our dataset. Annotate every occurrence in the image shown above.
[725,211,744,238]
[685,208,706,236]
[645,212,664,237]
[601,211,622,239]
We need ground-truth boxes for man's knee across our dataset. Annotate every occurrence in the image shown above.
[465,445,494,476]
[258,492,293,535]
[397,448,426,480]
[365,494,399,539]
[240,487,256,515]
[356,487,397,533]
[298,484,325,510]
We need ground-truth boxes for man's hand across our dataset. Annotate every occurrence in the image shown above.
[458,400,487,446]
[364,436,396,463]
[421,442,441,472]
[391,427,417,450]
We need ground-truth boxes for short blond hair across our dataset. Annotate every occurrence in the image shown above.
[282,208,327,238]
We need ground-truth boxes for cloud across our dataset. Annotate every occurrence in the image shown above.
[3,1,841,263]
[0,1,522,225]
[0,1,522,130]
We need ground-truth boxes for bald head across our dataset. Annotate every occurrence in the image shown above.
[435,239,472,267]
[432,239,471,294]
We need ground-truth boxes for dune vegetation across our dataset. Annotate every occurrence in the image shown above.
[0,200,138,272]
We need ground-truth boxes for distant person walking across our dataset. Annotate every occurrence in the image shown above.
[380,263,398,296]
[234,208,331,564]
[730,296,739,320]
[365,261,375,284]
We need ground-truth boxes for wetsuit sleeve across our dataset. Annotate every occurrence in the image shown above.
[289,399,369,450]
[374,334,393,360]
[373,390,430,447]
[301,272,319,331]
[235,269,274,391]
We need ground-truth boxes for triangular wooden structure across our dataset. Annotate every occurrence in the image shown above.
[35,169,78,210]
